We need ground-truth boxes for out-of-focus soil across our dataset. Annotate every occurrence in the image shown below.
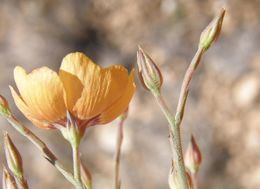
[0,0,259,189]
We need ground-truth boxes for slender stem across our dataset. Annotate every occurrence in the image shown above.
[72,144,81,182]
[5,115,81,188]
[152,48,205,189]
[114,118,124,189]
[154,93,188,189]
[175,48,204,124]
[191,173,198,189]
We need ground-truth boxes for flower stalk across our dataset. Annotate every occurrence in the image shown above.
[80,162,92,189]
[114,110,128,189]
[60,112,85,189]
[154,94,189,189]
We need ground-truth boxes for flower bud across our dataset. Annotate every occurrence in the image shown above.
[4,133,23,178]
[185,135,202,174]
[0,95,11,117]
[2,167,18,189]
[137,46,163,95]
[199,8,225,51]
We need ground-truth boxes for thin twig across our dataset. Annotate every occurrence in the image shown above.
[114,117,125,189]
[72,144,81,183]
[154,94,189,189]
[175,48,204,125]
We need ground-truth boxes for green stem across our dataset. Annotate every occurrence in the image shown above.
[153,93,189,189]
[152,48,204,189]
[175,48,204,124]
[72,143,81,183]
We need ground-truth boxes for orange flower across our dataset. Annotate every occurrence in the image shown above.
[10,52,135,130]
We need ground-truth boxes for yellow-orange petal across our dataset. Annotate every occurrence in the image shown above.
[99,70,136,124]
[10,86,50,128]
[13,66,66,123]
[59,70,84,112]
[60,52,129,119]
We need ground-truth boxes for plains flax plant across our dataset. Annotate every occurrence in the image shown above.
[2,52,135,189]
[137,8,225,189]
[3,133,29,189]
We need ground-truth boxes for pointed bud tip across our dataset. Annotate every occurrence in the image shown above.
[199,8,226,51]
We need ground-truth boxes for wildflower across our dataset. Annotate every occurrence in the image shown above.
[10,52,136,132]
[185,135,202,174]
[137,47,163,95]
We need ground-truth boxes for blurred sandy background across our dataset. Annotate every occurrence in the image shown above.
[0,0,259,188]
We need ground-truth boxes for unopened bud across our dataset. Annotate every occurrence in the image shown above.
[80,162,92,189]
[137,46,163,95]
[4,133,23,178]
[185,135,202,174]
[199,8,225,51]
[168,167,193,189]
[2,167,18,189]
[0,95,11,117]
